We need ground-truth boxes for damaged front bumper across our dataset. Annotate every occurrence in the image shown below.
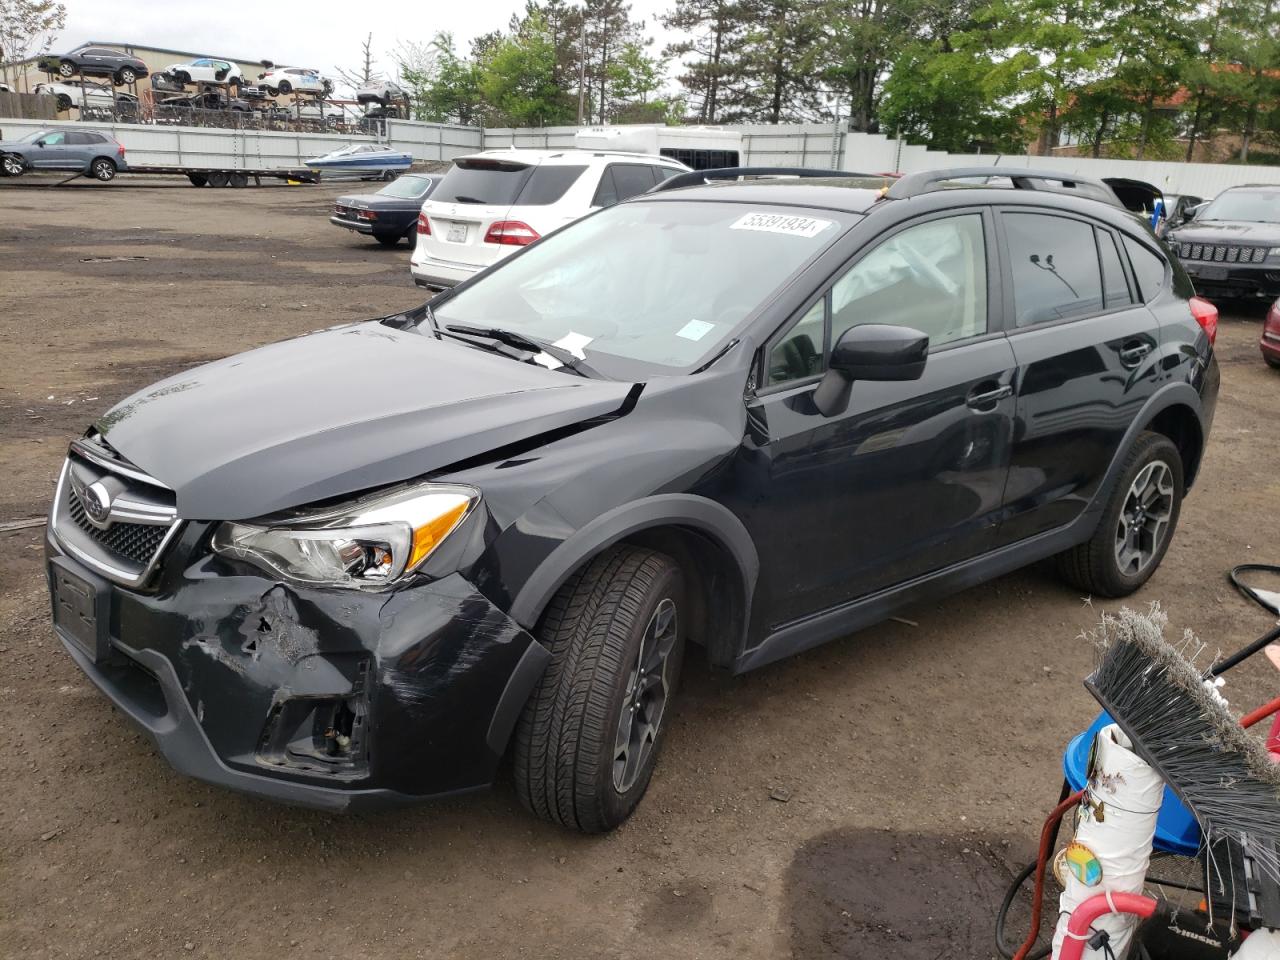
[45,528,549,812]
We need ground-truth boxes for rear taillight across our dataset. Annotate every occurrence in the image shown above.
[417,212,431,236]
[357,209,378,221]
[1189,296,1218,346]
[1266,299,1280,334]
[117,143,126,159]
[484,221,539,246]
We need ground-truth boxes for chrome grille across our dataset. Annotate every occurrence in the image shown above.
[1179,242,1267,264]
[50,438,181,587]
[67,485,168,566]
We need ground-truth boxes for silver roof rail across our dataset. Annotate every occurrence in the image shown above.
[884,167,1121,207]
[650,166,884,194]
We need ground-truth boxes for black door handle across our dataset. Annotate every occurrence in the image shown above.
[1119,341,1153,368]
[966,383,1013,410]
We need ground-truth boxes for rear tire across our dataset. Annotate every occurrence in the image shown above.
[278,80,292,94]
[1266,356,1280,370]
[89,157,116,181]
[374,233,401,247]
[56,94,72,111]
[513,545,685,833]
[229,172,249,188]
[58,60,76,78]
[117,67,137,85]
[1057,431,1183,598]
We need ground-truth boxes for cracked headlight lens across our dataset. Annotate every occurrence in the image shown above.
[211,484,477,589]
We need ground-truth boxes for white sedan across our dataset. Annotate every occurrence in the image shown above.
[164,58,243,86]
[257,67,331,96]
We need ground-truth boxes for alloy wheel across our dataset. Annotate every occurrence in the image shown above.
[1114,460,1174,576]
[612,598,677,793]
[120,68,136,85]
[3,155,25,176]
[58,61,74,77]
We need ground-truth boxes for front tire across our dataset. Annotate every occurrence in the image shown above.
[1057,431,1183,597]
[277,79,292,94]
[89,158,116,181]
[513,545,685,833]
[58,60,76,78]
[117,67,137,85]
[1,154,25,177]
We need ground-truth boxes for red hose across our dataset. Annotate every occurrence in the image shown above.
[1241,694,1280,730]
[1055,892,1159,960]
[1014,789,1086,960]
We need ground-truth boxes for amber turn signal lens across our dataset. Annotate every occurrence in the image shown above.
[408,501,470,569]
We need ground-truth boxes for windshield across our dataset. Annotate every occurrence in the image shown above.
[1199,190,1280,223]
[18,130,48,142]
[431,200,852,377]
[377,175,433,199]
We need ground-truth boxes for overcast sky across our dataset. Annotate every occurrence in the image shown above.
[53,0,682,79]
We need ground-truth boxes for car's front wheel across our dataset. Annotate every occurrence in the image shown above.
[58,60,76,78]
[278,80,292,94]
[1,154,25,177]
[89,157,116,181]
[117,67,137,85]
[514,545,686,833]
[1058,431,1183,597]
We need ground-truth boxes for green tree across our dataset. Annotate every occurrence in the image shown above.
[478,12,577,126]
[0,0,65,92]
[661,0,746,122]
[398,33,484,125]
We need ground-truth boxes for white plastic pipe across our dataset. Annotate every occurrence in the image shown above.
[1052,724,1163,960]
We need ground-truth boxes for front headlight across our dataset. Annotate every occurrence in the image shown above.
[211,484,477,589]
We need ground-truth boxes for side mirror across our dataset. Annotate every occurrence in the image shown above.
[35,140,45,147]
[813,324,929,417]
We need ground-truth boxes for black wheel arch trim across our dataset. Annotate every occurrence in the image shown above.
[1097,380,1205,501]
[507,493,760,642]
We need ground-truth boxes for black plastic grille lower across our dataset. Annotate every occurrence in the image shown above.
[68,486,167,566]
[1179,243,1267,264]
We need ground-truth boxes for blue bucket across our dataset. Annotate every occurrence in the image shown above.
[1062,712,1202,857]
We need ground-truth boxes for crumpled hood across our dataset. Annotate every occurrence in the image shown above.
[1168,221,1280,246]
[96,322,635,520]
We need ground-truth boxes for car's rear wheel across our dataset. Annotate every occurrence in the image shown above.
[55,94,72,111]
[58,60,76,78]
[89,158,116,181]
[174,70,190,86]
[278,80,292,94]
[513,545,685,833]
[1057,431,1183,597]
[117,67,137,85]
[265,85,278,97]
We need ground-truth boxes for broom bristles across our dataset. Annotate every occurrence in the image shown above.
[1085,605,1280,875]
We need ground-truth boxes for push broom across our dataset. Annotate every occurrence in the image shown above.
[1055,605,1280,958]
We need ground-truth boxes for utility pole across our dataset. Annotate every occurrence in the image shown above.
[576,15,587,124]
[829,95,842,170]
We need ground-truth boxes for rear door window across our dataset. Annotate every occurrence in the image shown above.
[610,164,658,202]
[1003,213,1104,325]
[433,160,533,205]
[514,165,587,205]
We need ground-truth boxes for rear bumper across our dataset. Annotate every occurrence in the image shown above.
[45,533,550,812]
[1180,260,1280,300]
[410,252,485,289]
[330,215,374,235]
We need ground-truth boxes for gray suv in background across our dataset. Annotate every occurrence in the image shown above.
[0,128,129,181]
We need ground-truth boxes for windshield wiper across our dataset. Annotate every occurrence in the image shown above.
[444,324,603,378]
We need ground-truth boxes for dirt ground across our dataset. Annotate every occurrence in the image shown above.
[2,175,1277,960]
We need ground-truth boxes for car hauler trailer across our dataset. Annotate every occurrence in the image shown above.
[573,125,742,170]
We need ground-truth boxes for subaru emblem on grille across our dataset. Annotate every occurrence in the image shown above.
[83,481,114,527]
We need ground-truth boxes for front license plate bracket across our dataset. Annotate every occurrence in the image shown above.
[50,556,110,663]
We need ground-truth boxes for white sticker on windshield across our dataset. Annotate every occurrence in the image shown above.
[729,212,833,238]
[553,331,593,359]
[676,319,715,341]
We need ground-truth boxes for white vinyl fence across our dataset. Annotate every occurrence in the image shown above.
[2,114,1278,197]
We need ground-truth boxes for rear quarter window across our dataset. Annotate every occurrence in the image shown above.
[514,165,587,205]
[1122,235,1169,302]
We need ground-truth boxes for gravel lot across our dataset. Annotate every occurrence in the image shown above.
[2,176,1277,960]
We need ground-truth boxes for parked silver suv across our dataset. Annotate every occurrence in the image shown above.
[0,128,128,180]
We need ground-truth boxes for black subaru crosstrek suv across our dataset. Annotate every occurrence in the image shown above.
[46,167,1220,832]
[1164,183,1280,301]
